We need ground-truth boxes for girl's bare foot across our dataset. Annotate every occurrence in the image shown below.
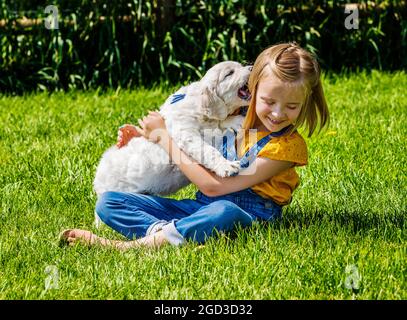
[59,229,104,246]
[59,229,134,249]
[59,229,168,250]
[117,124,141,148]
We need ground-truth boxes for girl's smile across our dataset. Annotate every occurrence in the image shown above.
[254,74,305,132]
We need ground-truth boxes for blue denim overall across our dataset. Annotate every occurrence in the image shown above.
[95,126,291,245]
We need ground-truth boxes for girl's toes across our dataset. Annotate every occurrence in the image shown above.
[67,237,79,246]
[58,229,95,246]
[58,229,73,246]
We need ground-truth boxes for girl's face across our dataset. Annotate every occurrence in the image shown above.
[254,74,305,132]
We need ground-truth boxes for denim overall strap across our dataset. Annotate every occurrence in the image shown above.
[222,125,293,169]
[170,93,186,104]
[222,129,238,161]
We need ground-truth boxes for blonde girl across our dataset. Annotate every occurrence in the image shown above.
[60,42,329,249]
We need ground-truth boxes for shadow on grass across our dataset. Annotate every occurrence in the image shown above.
[200,207,406,248]
[277,208,405,235]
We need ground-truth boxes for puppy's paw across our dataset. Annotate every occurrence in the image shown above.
[213,160,240,177]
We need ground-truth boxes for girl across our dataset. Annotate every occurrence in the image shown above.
[60,42,329,249]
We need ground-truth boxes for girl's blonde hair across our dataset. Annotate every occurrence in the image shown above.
[243,42,329,137]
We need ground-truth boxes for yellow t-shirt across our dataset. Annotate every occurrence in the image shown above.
[237,130,308,206]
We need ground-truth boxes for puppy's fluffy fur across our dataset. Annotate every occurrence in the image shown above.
[93,61,251,198]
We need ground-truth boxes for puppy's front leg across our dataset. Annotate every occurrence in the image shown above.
[175,131,240,177]
[220,115,245,133]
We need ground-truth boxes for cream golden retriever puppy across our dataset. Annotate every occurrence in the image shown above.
[93,61,251,201]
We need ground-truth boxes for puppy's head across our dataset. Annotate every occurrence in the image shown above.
[200,61,251,121]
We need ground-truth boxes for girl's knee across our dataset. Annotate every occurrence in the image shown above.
[95,191,121,222]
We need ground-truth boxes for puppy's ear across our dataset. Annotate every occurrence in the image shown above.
[200,83,228,120]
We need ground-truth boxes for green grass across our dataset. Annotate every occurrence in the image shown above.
[0,71,406,299]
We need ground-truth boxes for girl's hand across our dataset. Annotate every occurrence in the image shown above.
[135,111,168,143]
[117,124,141,148]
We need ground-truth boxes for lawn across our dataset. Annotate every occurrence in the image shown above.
[0,71,405,299]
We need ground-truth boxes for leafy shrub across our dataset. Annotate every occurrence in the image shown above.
[0,0,406,94]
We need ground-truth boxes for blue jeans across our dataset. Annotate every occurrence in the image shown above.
[95,189,282,245]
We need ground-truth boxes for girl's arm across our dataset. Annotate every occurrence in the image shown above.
[136,112,293,197]
[159,133,292,197]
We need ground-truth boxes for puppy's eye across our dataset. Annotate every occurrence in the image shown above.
[224,70,234,80]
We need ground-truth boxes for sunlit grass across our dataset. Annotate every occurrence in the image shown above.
[0,71,405,299]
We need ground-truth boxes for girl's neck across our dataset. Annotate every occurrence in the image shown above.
[253,117,269,132]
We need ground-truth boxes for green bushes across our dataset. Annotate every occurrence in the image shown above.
[1,0,406,94]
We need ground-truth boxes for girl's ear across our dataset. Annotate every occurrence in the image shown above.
[200,81,228,120]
